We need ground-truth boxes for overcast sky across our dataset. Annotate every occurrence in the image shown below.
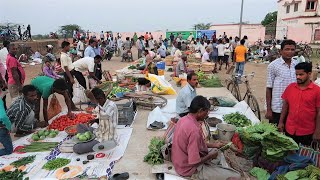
[1,0,277,35]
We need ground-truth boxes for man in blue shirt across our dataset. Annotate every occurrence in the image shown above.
[84,39,96,58]
[176,72,198,117]
[157,44,166,58]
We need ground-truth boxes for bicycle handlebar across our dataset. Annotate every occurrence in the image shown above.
[234,72,255,78]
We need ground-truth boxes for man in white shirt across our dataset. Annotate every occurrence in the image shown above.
[202,47,211,63]
[73,56,102,85]
[0,40,9,109]
[187,32,194,42]
[0,41,9,71]
[199,42,206,55]
[216,39,225,70]
[77,37,85,58]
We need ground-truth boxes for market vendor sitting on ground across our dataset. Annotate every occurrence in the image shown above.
[142,49,158,75]
[175,53,191,77]
[278,62,320,146]
[6,85,38,137]
[172,96,240,179]
[176,72,198,117]
[73,87,118,154]
[31,76,78,127]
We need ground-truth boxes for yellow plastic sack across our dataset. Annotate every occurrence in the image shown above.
[146,74,176,95]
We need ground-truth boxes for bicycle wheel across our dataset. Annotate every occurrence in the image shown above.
[316,49,320,58]
[247,95,261,120]
[227,82,241,101]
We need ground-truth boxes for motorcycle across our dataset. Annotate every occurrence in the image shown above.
[0,26,19,41]
[49,32,59,39]
[104,45,116,61]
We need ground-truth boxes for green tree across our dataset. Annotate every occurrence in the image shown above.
[261,11,278,26]
[0,23,20,31]
[58,24,82,37]
[192,23,211,30]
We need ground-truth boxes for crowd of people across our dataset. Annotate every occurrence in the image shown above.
[0,29,319,179]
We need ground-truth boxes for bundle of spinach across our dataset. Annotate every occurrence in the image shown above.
[0,169,28,180]
[11,155,36,168]
[199,76,223,88]
[144,137,165,165]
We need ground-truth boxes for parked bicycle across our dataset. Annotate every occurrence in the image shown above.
[225,72,261,120]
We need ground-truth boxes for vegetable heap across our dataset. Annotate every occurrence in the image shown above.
[43,158,71,170]
[0,169,28,180]
[261,131,298,161]
[276,165,320,180]
[75,131,93,142]
[17,142,59,153]
[10,155,36,168]
[31,129,59,141]
[195,71,223,88]
[107,86,130,99]
[48,113,96,131]
[223,112,251,127]
[238,122,298,161]
[144,137,165,165]
[128,65,137,69]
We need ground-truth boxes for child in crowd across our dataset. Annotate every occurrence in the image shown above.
[54,58,64,75]
[43,60,62,79]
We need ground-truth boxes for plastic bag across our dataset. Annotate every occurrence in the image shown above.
[147,74,176,95]
[209,96,237,107]
[47,95,62,120]
[72,83,90,105]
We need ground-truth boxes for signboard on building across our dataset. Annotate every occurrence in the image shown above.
[196,30,216,40]
[166,31,196,40]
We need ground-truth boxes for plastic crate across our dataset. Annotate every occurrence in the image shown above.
[117,100,136,126]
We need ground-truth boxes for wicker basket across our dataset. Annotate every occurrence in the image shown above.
[188,63,201,72]
[165,56,174,66]
[201,62,215,72]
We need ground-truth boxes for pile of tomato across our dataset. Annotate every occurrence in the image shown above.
[48,113,96,131]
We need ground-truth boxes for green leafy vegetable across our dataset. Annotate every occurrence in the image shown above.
[223,112,251,127]
[144,137,165,165]
[11,155,36,168]
[43,158,71,170]
[0,169,27,180]
[107,86,131,99]
[250,167,270,180]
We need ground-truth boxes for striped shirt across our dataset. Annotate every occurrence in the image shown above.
[6,96,35,131]
[266,57,298,113]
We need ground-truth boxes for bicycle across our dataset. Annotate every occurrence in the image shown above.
[316,48,320,58]
[225,72,261,120]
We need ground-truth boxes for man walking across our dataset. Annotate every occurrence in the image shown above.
[136,36,145,59]
[18,26,22,40]
[27,24,31,40]
[266,40,297,125]
[234,39,247,81]
[6,44,26,101]
[77,37,85,58]
[278,62,320,145]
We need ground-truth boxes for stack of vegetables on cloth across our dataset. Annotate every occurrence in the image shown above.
[72,87,118,154]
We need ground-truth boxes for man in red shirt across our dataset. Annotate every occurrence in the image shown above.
[6,44,26,101]
[172,96,240,179]
[278,62,320,145]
